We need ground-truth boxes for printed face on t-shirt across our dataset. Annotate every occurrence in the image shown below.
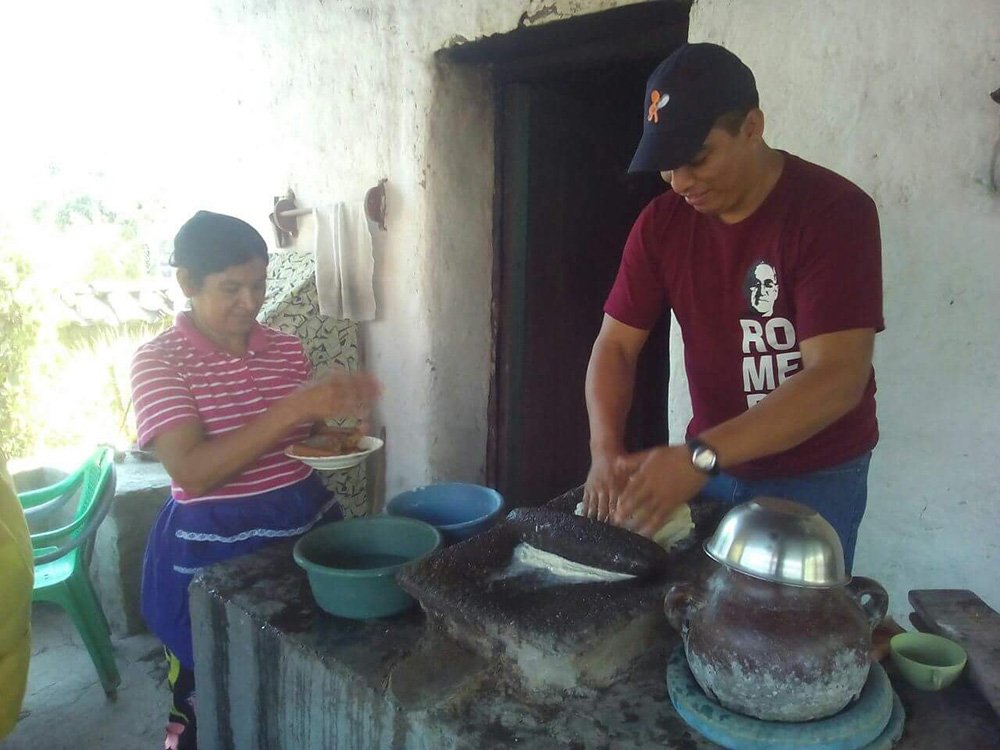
[740,260,797,407]
[744,261,779,317]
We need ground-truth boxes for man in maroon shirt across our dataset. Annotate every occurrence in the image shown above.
[582,43,883,570]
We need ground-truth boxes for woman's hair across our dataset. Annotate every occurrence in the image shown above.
[170,211,269,286]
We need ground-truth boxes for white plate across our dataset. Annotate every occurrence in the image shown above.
[285,436,384,471]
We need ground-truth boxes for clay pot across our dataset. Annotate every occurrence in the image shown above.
[665,564,888,722]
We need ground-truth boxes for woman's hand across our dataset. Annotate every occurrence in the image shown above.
[292,370,382,424]
[151,370,381,498]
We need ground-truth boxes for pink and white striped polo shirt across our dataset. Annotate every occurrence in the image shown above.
[131,313,314,503]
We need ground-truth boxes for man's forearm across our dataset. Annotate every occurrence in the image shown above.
[699,361,870,470]
[586,339,639,455]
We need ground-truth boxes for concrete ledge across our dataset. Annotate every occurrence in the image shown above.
[189,541,716,750]
[12,466,69,493]
[90,458,171,636]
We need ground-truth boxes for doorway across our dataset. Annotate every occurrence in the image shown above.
[448,3,690,506]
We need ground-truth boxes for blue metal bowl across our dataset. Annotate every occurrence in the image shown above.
[385,482,504,543]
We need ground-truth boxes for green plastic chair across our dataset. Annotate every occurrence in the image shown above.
[18,446,121,696]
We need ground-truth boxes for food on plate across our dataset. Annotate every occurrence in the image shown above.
[289,427,364,457]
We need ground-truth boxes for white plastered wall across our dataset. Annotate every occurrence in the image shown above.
[87,0,640,501]
[673,0,1000,621]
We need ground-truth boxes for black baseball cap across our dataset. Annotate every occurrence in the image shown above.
[628,43,759,173]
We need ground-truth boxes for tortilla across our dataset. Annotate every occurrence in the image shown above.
[504,507,669,577]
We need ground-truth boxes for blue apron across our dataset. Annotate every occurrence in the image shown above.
[141,473,342,668]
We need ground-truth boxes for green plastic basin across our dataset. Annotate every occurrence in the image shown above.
[293,516,441,619]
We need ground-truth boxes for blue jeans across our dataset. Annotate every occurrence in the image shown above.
[701,452,872,573]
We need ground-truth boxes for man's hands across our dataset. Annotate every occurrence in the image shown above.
[583,443,708,537]
[582,449,626,522]
[610,444,708,538]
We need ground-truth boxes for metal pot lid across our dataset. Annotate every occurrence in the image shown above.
[704,497,849,588]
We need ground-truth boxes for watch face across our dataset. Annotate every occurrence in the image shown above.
[692,446,717,472]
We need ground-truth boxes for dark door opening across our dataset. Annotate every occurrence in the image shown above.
[494,60,672,508]
[445,3,689,507]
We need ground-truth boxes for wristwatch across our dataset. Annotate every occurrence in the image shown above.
[687,438,720,476]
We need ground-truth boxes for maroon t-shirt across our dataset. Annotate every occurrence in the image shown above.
[605,154,883,479]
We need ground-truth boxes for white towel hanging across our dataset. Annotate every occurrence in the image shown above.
[312,203,376,321]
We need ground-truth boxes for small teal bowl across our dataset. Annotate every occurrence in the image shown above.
[293,517,441,619]
[385,482,504,543]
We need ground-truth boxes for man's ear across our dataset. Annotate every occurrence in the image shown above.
[743,108,765,142]
[176,268,198,298]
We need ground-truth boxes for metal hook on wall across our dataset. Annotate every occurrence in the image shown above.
[270,190,309,247]
[269,181,387,245]
[365,178,388,231]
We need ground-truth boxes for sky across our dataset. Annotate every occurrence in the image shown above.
[0,1,227,219]
[0,0,257,273]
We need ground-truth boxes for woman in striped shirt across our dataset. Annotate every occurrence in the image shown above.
[131,211,379,750]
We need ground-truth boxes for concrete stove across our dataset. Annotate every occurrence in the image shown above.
[397,486,721,698]
[187,486,1000,750]
[189,535,722,750]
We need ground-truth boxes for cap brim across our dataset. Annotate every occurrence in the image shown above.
[627,128,710,173]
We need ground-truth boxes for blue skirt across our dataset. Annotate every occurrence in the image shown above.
[141,473,343,669]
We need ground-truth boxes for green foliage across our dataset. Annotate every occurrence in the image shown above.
[0,257,40,457]
[23,321,172,453]
[33,194,119,230]
[3,182,174,463]
[30,193,152,283]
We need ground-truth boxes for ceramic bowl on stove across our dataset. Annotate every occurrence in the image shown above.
[293,516,441,619]
[704,496,848,587]
[386,483,504,543]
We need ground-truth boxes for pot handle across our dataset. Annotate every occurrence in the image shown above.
[845,576,888,630]
[664,583,701,635]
